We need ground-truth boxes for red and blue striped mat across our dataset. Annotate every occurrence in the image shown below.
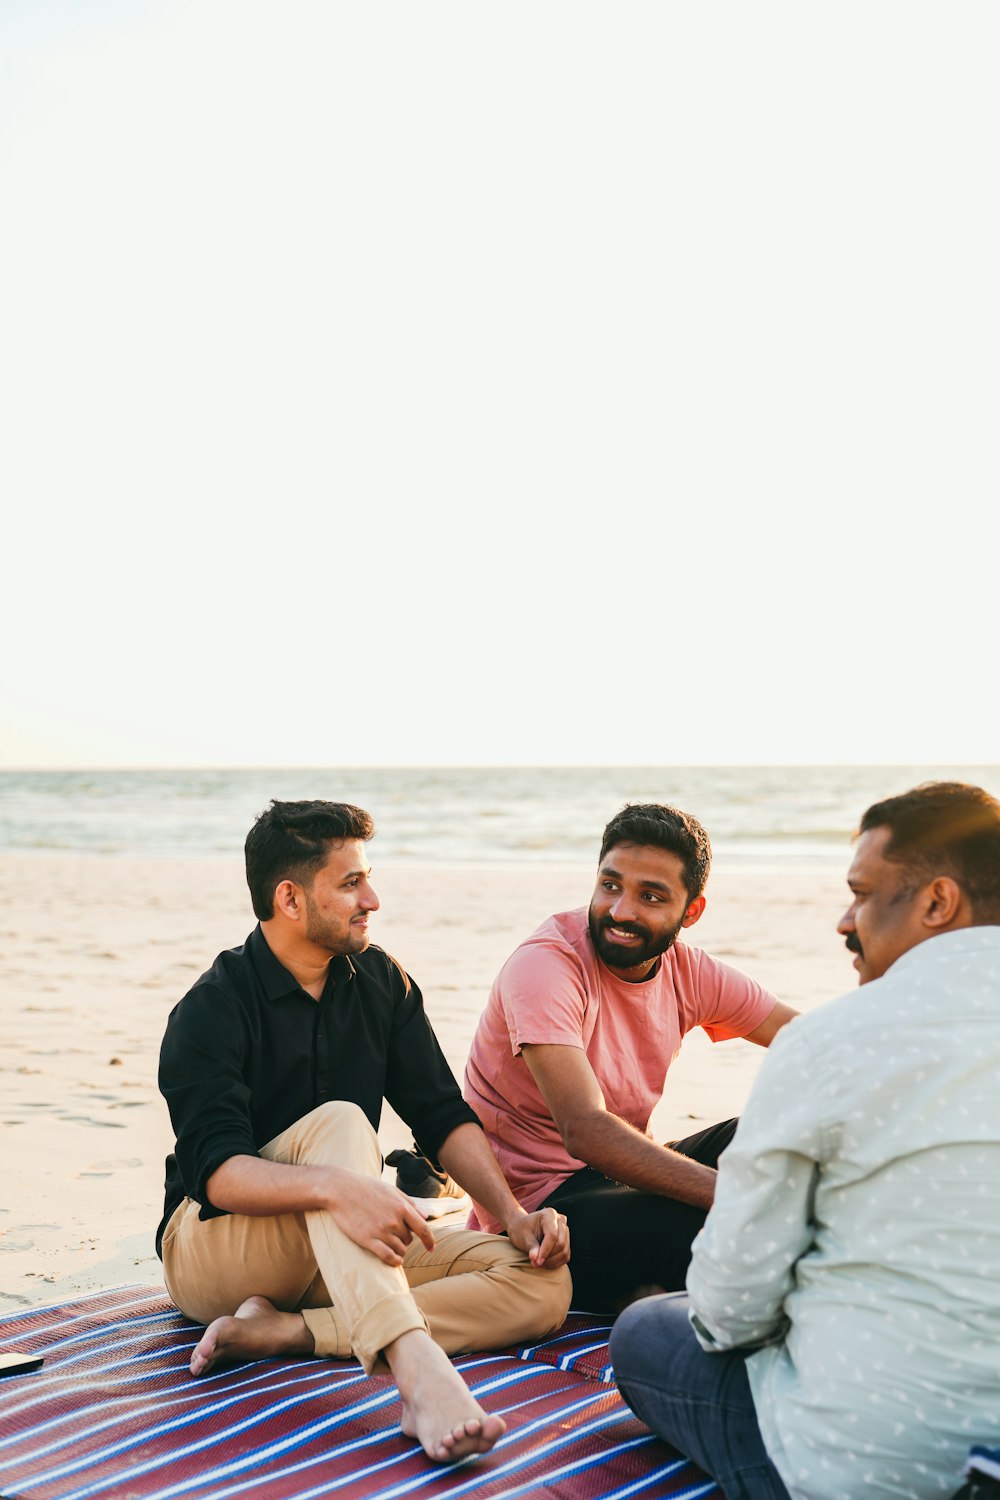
[0,1286,720,1500]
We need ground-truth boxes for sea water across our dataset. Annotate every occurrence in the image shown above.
[2,765,998,869]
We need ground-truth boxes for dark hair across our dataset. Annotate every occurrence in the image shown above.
[245,799,375,920]
[858,781,1000,921]
[599,802,712,901]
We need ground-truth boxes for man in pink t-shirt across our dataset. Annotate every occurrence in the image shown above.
[463,802,798,1313]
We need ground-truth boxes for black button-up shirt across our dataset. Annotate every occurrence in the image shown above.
[156,926,479,1254]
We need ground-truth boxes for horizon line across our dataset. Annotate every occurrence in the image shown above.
[2,760,998,774]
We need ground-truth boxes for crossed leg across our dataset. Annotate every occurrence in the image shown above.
[161,1102,570,1461]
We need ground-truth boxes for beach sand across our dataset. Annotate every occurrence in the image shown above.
[0,853,853,1312]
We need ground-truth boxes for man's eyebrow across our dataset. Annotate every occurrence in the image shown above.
[342,866,371,881]
[600,864,674,894]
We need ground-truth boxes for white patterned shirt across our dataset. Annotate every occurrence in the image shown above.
[687,926,1000,1500]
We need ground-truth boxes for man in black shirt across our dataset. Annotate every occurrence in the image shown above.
[157,800,571,1464]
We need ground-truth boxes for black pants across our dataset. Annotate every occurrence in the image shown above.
[543,1118,739,1315]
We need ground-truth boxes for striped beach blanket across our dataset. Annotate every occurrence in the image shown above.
[0,1287,721,1500]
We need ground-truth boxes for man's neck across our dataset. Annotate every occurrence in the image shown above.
[604,955,661,984]
[260,921,333,1001]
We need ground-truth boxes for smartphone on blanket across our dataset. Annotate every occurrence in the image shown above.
[0,1352,44,1375]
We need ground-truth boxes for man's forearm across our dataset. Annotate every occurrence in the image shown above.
[565,1113,717,1210]
[435,1123,528,1231]
[205,1154,356,1216]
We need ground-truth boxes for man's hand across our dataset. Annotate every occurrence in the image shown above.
[504,1206,570,1269]
[205,1154,437,1268]
[436,1122,572,1268]
[330,1176,437,1267]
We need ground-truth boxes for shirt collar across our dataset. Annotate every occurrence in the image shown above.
[247,924,356,1002]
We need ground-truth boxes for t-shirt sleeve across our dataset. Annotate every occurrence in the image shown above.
[684,947,778,1042]
[497,942,590,1056]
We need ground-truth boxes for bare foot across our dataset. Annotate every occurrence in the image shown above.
[389,1330,506,1463]
[189,1295,314,1376]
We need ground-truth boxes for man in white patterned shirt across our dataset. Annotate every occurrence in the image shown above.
[610,782,1000,1500]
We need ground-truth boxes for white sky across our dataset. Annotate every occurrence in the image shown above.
[1,1,998,769]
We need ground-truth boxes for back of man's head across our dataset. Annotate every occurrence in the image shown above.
[599,802,712,901]
[859,781,1000,923]
[245,799,375,920]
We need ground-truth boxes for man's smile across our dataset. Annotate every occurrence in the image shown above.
[601,921,648,945]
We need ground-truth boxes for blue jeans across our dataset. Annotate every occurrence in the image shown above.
[609,1293,791,1500]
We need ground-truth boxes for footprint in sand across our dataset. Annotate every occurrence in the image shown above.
[61,1114,126,1129]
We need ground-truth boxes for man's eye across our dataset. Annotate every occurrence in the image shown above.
[641,892,661,903]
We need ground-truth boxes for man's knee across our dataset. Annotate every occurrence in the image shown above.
[446,1231,572,1337]
[535,1262,573,1333]
[497,1256,572,1341]
[610,1293,692,1384]
[494,1243,572,1336]
[264,1101,381,1175]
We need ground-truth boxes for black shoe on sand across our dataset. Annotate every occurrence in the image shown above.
[385,1148,462,1199]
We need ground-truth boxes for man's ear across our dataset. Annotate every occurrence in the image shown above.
[681,895,707,929]
[921,876,963,930]
[272,879,303,922]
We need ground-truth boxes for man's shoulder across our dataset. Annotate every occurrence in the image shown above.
[502,908,593,974]
[160,937,263,1064]
[656,938,748,997]
[181,935,255,999]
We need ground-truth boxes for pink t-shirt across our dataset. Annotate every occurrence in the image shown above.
[463,907,776,1232]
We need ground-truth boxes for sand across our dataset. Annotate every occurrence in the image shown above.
[0,853,853,1313]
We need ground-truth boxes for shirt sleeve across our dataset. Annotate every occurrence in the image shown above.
[158,983,260,1218]
[497,942,589,1055]
[381,959,481,1159]
[685,946,779,1042]
[686,1019,827,1350]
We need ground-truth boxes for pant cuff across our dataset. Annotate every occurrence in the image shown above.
[301,1304,352,1360]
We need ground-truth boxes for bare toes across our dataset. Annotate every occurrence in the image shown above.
[434,1414,504,1462]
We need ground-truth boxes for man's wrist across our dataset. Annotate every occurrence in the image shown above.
[499,1203,531,1236]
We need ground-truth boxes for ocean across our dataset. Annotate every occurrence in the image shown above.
[2,765,998,870]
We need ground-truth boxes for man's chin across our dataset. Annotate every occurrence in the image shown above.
[593,934,659,971]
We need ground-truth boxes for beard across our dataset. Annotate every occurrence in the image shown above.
[303,893,370,955]
[587,906,685,972]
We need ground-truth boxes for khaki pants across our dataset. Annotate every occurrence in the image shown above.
[162,1101,571,1375]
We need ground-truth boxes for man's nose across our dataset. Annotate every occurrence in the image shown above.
[836,903,855,936]
[609,892,637,922]
[361,881,380,912]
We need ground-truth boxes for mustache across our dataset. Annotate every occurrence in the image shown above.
[599,917,649,939]
[844,932,863,956]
